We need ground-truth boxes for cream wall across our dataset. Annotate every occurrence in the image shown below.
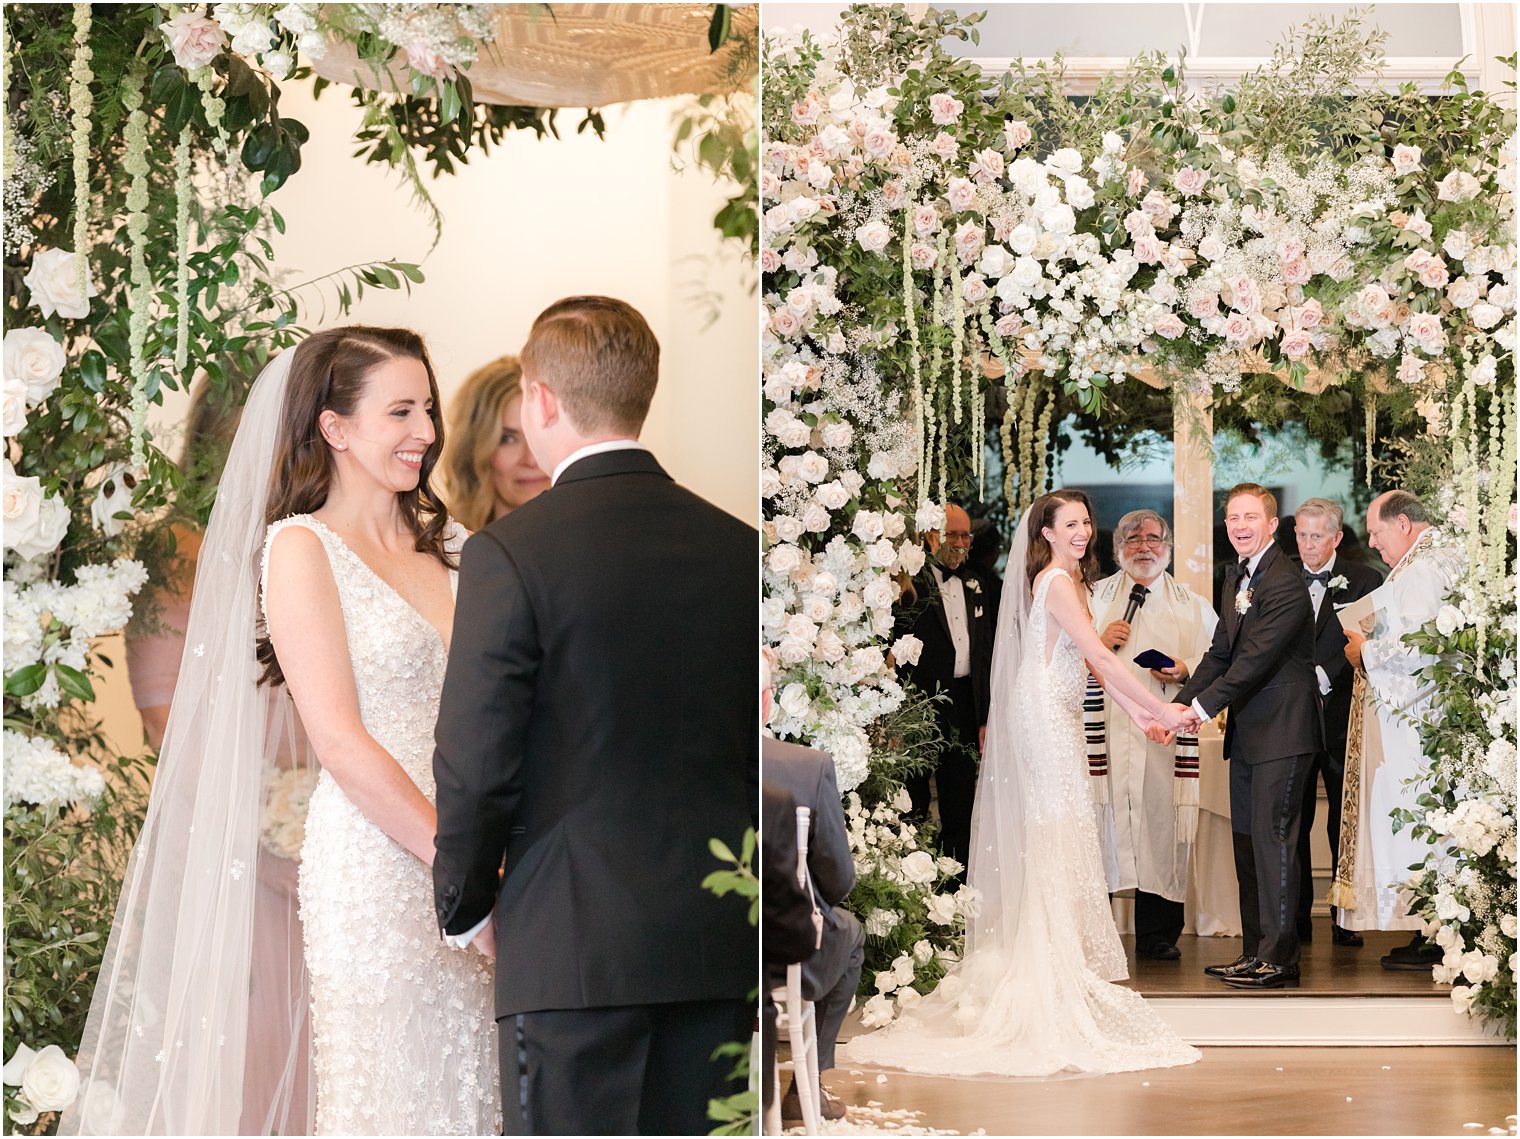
[110,80,759,756]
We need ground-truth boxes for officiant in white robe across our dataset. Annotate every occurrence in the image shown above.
[1333,491,1461,968]
[1090,510,1219,958]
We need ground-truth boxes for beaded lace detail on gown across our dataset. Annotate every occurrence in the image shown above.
[261,515,499,1135]
[840,569,1200,1078]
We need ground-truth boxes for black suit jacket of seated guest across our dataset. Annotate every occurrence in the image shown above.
[1177,542,1322,765]
[1310,557,1383,757]
[897,566,995,726]
[432,448,758,1017]
[762,782,820,968]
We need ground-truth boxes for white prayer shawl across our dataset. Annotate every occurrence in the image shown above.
[1090,571,1219,902]
[1337,530,1462,931]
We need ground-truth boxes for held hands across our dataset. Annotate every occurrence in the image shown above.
[1101,620,1131,649]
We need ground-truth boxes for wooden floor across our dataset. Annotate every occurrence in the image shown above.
[1123,921,1446,997]
[816,918,1516,1134]
[826,1046,1518,1135]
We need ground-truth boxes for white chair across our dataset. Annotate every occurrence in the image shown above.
[765,805,823,1135]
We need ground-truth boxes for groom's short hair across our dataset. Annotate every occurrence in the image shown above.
[1225,482,1278,518]
[521,296,660,434]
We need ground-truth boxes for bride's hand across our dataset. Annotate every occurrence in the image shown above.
[473,920,497,960]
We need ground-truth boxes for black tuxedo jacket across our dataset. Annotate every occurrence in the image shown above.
[897,566,995,725]
[762,783,818,967]
[1177,543,1322,764]
[432,449,757,1016]
[762,737,860,999]
[1308,556,1383,757]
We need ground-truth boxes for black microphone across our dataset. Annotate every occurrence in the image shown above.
[1115,584,1149,650]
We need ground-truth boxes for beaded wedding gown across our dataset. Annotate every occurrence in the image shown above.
[840,568,1199,1078]
[262,515,500,1135]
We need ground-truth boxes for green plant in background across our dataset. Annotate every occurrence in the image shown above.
[703,830,757,1137]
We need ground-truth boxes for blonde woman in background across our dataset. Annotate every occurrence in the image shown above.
[440,355,550,528]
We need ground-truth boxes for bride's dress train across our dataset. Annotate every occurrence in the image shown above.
[840,568,1199,1078]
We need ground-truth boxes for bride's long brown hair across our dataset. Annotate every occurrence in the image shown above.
[256,326,453,687]
[1025,489,1102,593]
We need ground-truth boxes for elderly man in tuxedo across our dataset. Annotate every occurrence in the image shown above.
[896,503,995,877]
[1168,484,1322,989]
[1292,497,1382,947]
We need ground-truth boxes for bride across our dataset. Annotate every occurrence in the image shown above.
[842,489,1201,1078]
[62,328,498,1135]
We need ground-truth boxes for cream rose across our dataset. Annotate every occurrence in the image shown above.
[1197,234,1225,261]
[1436,170,1480,202]
[862,126,897,160]
[930,131,959,161]
[954,221,983,263]
[1153,313,1185,339]
[1391,144,1422,176]
[970,147,1004,184]
[929,92,964,124]
[1446,277,1481,309]
[161,11,226,68]
[796,451,829,483]
[1171,166,1209,196]
[945,177,977,213]
[23,249,98,320]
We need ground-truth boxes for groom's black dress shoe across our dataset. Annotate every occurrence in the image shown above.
[1137,940,1182,961]
[1332,924,1364,947]
[1204,954,1257,978]
[781,1083,846,1124]
[1223,961,1300,989]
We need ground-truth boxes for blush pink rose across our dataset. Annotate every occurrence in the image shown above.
[945,177,977,213]
[1188,293,1220,319]
[929,93,964,125]
[1282,258,1311,286]
[913,204,940,235]
[1279,329,1313,359]
[1003,119,1032,150]
[1222,313,1253,344]
[161,12,226,69]
[1171,166,1209,196]
[1293,298,1324,329]
[910,242,938,270]
[1154,313,1186,339]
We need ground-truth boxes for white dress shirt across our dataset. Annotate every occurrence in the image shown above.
[551,438,648,485]
[1306,551,1337,696]
[1192,544,1272,724]
[931,564,972,677]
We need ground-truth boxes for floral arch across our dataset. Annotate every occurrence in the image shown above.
[760,7,1516,1036]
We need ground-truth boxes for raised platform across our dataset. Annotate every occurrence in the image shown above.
[1122,921,1503,1046]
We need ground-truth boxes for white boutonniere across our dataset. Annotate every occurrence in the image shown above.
[1234,588,1253,616]
[1329,574,1349,591]
[967,578,982,594]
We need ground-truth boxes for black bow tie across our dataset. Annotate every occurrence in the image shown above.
[939,564,968,583]
[1236,558,1251,582]
[1303,568,1330,586]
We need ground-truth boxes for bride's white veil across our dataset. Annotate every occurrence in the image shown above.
[962,507,1034,966]
[61,349,316,1135]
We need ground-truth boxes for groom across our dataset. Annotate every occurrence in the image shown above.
[1169,483,1321,989]
[432,297,757,1134]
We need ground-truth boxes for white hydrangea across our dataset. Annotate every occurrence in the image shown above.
[4,731,105,810]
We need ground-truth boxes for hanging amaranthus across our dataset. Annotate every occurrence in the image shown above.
[1364,391,1377,488]
[122,63,152,469]
[1034,388,1054,497]
[981,311,1021,510]
[949,263,965,425]
[1490,384,1518,598]
[1000,399,1016,510]
[69,3,93,293]
[194,67,228,153]
[173,126,193,373]
[937,386,948,506]
[903,210,924,505]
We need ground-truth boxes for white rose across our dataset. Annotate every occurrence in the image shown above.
[1445,278,1481,309]
[17,1045,80,1114]
[22,250,97,320]
[1470,303,1504,330]
[229,17,276,58]
[766,544,802,575]
[262,48,294,79]
[796,452,829,483]
[860,993,896,1028]
[2,379,28,437]
[1443,228,1472,260]
[896,986,923,1011]
[891,634,924,666]
[863,577,895,612]
[759,468,781,498]
[773,514,804,544]
[1046,147,1082,176]
[815,480,850,510]
[915,502,946,533]
[866,538,897,568]
[925,892,959,926]
[1436,170,1480,202]
[777,683,811,720]
[855,221,891,254]
[800,503,831,533]
[901,850,938,884]
[1197,234,1225,261]
[3,460,70,561]
[852,510,885,542]
[897,543,926,576]
[1064,175,1095,210]
[1471,355,1497,386]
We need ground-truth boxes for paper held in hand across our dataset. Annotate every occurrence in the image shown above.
[1335,584,1388,635]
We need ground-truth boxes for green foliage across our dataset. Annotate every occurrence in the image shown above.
[702,830,756,1136]
[4,749,154,1130]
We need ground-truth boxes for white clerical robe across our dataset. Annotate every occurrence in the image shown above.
[1338,531,1461,931]
[1091,571,1219,902]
